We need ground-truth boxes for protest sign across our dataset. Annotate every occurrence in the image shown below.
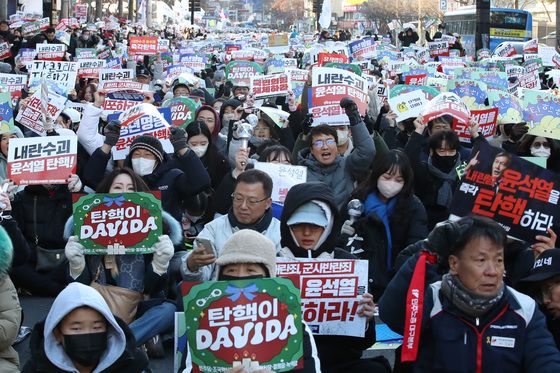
[453,107,498,143]
[75,4,88,21]
[389,84,440,101]
[21,21,40,36]
[447,79,488,110]
[317,53,349,67]
[99,69,135,83]
[181,278,303,373]
[348,38,376,60]
[523,89,560,140]
[7,136,77,185]
[475,71,509,91]
[113,104,173,160]
[539,45,556,66]
[286,68,308,105]
[225,61,264,87]
[322,62,362,76]
[0,42,11,60]
[450,142,559,242]
[0,73,27,100]
[230,50,255,61]
[158,38,170,53]
[72,192,162,254]
[422,92,470,124]
[310,67,367,126]
[404,74,428,86]
[494,42,517,58]
[250,73,290,100]
[29,60,78,93]
[488,90,523,123]
[388,90,427,122]
[0,92,14,131]
[64,101,88,116]
[523,39,538,54]
[276,258,369,337]
[128,36,158,55]
[254,162,306,203]
[428,41,449,57]
[77,59,106,79]
[178,54,207,72]
[36,43,66,60]
[161,97,198,128]
[75,48,98,59]
[15,89,66,135]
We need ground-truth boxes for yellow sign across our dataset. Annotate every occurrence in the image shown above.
[490,28,528,39]
[342,0,367,5]
[269,34,289,47]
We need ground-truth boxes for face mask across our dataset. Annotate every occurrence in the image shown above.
[336,129,349,145]
[531,146,551,158]
[131,157,156,176]
[218,274,265,281]
[81,34,90,41]
[63,331,107,367]
[223,113,235,123]
[432,153,459,173]
[189,144,208,158]
[250,136,267,148]
[377,179,404,199]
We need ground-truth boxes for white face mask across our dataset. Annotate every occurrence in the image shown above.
[223,113,235,123]
[131,158,156,176]
[377,179,404,199]
[336,129,349,145]
[530,146,551,158]
[189,144,208,158]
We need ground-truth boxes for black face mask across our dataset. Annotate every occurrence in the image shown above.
[63,331,107,367]
[432,153,459,173]
[218,274,265,281]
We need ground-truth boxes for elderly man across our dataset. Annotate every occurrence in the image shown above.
[181,169,281,281]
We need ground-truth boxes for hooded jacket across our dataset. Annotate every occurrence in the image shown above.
[279,182,377,370]
[22,282,148,373]
[0,126,24,183]
[0,225,21,373]
[196,105,226,155]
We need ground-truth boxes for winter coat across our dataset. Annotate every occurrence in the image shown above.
[279,182,377,369]
[0,239,21,373]
[341,194,428,299]
[83,147,211,221]
[297,121,376,210]
[379,253,560,373]
[0,126,24,183]
[398,30,419,47]
[22,283,148,372]
[182,213,282,281]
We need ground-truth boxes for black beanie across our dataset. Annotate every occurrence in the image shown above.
[130,135,164,163]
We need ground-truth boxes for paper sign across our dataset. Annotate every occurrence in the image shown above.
[178,54,207,72]
[128,36,158,55]
[99,69,135,83]
[348,38,376,60]
[15,89,67,135]
[225,61,264,87]
[0,92,15,130]
[318,53,349,67]
[388,90,427,122]
[428,41,449,57]
[421,92,470,124]
[181,278,303,373]
[494,42,517,58]
[8,136,77,184]
[276,258,369,337]
[29,60,78,93]
[36,43,66,60]
[0,42,11,60]
[523,39,538,54]
[447,79,488,110]
[523,89,560,140]
[77,59,106,78]
[76,48,98,59]
[453,107,498,143]
[250,73,291,100]
[161,97,198,128]
[254,162,307,203]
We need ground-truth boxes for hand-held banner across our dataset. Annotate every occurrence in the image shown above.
[72,192,163,254]
[181,278,303,373]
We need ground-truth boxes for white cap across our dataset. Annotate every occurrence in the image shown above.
[62,108,81,124]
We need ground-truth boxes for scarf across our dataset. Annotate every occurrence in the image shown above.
[364,192,397,271]
[440,273,505,317]
[426,156,460,208]
[227,207,273,233]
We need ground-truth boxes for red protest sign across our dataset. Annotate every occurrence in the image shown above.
[0,42,11,60]
[128,36,158,55]
[428,41,449,58]
[8,136,77,185]
[422,92,471,125]
[36,44,66,61]
[317,52,349,67]
[453,107,498,143]
[405,74,428,86]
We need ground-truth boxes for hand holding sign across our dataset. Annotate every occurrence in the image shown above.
[532,228,558,258]
[65,236,85,277]
[357,292,376,321]
[103,120,122,149]
[152,235,174,274]
[169,127,188,155]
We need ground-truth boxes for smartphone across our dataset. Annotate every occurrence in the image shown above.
[195,237,215,256]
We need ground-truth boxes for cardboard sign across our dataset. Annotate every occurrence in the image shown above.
[404,74,428,86]
[178,54,207,73]
[421,92,470,124]
[310,67,367,126]
[250,73,290,100]
[0,73,27,100]
[36,43,66,60]
[76,48,98,59]
[276,258,369,337]
[388,90,427,122]
[225,61,264,86]
[161,97,198,128]
[128,36,158,55]
[453,107,498,143]
[77,59,106,79]
[523,89,560,140]
[348,38,376,60]
[8,136,77,185]
[523,39,538,54]
[29,60,78,93]
[428,41,449,57]
[72,192,162,254]
[181,278,303,373]
[286,68,308,105]
[0,42,11,60]
[450,143,559,242]
[99,69,135,83]
[447,79,488,110]
[230,50,255,61]
[317,53,349,67]
[488,90,523,123]
[494,42,517,58]
[113,104,173,160]
[254,162,307,203]
[15,89,67,135]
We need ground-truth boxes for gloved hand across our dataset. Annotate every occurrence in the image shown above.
[65,236,85,277]
[67,174,83,192]
[340,98,362,126]
[301,113,313,135]
[423,219,474,258]
[169,127,188,153]
[223,81,233,97]
[341,219,356,236]
[103,120,122,147]
[44,114,55,132]
[152,235,174,275]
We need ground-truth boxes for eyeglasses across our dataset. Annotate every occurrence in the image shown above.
[532,142,550,149]
[312,139,336,148]
[231,193,268,206]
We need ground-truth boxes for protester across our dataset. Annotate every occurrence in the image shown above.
[516,135,560,172]
[398,27,419,47]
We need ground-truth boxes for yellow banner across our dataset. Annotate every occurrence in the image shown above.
[490,28,528,39]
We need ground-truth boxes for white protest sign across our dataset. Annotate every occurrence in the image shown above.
[15,90,67,136]
[254,162,307,203]
[99,69,135,83]
[388,90,427,122]
[29,60,78,93]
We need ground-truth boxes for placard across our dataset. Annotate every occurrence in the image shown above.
[250,73,290,100]
[523,89,560,140]
[8,136,77,184]
[36,43,66,60]
[254,162,307,203]
[128,36,158,55]
[181,278,303,373]
[15,89,67,135]
[317,53,349,67]
[388,90,427,122]
[453,107,498,143]
[348,38,376,60]
[161,97,198,128]
[225,61,264,86]
[421,92,470,124]
[428,41,449,57]
[0,92,14,130]
[99,69,135,83]
[77,59,106,79]
[276,258,369,337]
[28,60,78,93]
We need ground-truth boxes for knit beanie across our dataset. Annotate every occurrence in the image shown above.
[129,135,164,163]
[215,230,277,277]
